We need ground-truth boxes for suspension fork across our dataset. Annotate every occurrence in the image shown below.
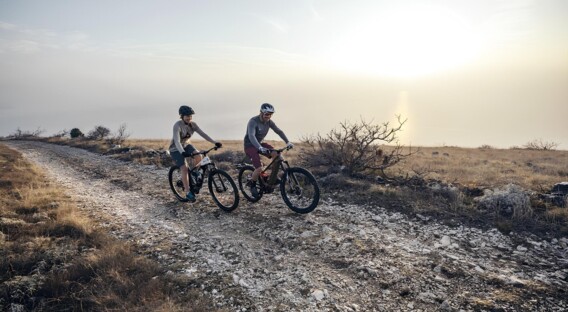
[267,156,285,184]
[282,160,300,187]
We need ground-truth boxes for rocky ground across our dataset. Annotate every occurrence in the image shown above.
[5,141,568,311]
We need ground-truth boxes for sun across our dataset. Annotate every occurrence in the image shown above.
[326,5,481,78]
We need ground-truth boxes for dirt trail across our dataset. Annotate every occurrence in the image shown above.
[6,141,567,311]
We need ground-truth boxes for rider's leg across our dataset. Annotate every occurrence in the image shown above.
[181,164,190,192]
[171,150,190,193]
[251,143,277,181]
[245,146,262,182]
[182,145,198,201]
[192,153,203,167]
[252,166,262,181]
[190,153,204,182]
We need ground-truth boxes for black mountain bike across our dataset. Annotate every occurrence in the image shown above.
[168,146,239,212]
[237,146,320,214]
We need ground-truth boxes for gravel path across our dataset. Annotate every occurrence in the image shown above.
[6,141,567,311]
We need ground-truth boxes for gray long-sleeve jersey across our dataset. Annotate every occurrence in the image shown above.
[169,120,216,153]
[244,115,289,149]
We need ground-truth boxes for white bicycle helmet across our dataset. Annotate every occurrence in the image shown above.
[260,103,275,113]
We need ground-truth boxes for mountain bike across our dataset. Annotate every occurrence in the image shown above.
[237,146,320,214]
[168,146,239,212]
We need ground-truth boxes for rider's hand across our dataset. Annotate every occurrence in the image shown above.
[258,146,268,154]
[286,142,294,149]
[215,142,223,148]
[182,151,192,158]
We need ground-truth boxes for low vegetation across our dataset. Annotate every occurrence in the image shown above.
[2,122,567,310]
[4,123,567,238]
[300,116,415,179]
[0,144,222,311]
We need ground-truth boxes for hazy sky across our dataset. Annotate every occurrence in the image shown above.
[1,0,567,149]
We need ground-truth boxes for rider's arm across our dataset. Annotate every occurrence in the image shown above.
[191,122,217,144]
[269,120,290,144]
[247,119,263,150]
[172,122,186,154]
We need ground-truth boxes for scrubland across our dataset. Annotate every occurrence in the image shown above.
[0,144,222,311]
[1,135,567,310]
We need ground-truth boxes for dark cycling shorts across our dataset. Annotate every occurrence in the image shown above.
[171,144,198,167]
[245,143,274,169]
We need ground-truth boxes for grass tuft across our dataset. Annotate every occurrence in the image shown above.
[0,143,222,311]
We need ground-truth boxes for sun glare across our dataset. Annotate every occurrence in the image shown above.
[327,5,481,78]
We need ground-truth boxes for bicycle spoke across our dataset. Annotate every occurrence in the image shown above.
[238,165,262,202]
[208,170,239,212]
[280,167,320,213]
[168,166,188,202]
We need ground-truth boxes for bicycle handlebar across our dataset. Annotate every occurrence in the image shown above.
[191,145,221,157]
[258,145,292,155]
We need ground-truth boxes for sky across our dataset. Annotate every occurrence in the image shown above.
[1,0,567,149]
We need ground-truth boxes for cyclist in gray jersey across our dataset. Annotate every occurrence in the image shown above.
[244,103,293,198]
[170,105,222,202]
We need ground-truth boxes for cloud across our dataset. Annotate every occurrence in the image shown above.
[308,2,323,22]
[0,20,94,54]
[9,40,41,53]
[0,21,17,30]
[250,14,290,33]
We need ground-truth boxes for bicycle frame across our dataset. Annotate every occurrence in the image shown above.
[187,146,218,192]
[169,145,240,211]
[236,145,320,213]
[259,147,292,186]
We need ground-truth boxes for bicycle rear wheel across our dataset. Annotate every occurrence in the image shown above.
[237,165,263,202]
[168,166,189,202]
[280,167,320,214]
[208,169,239,212]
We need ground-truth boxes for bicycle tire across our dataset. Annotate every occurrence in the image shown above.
[280,167,320,214]
[208,169,240,212]
[237,165,263,202]
[168,166,189,202]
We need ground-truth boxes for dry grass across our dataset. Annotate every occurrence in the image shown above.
[399,146,568,191]
[7,136,568,236]
[0,143,221,311]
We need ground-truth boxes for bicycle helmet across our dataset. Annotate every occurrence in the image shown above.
[260,103,275,113]
[179,105,195,116]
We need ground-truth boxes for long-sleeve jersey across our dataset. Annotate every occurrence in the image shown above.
[169,120,216,153]
[244,115,289,149]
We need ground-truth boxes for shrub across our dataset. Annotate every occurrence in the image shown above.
[8,128,44,139]
[299,116,414,178]
[106,123,130,146]
[87,125,111,140]
[523,139,558,151]
[70,128,84,138]
[51,129,69,138]
[477,184,533,221]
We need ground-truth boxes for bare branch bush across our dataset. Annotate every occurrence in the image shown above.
[523,139,559,151]
[8,127,44,139]
[87,125,111,140]
[299,116,415,180]
[51,129,69,138]
[106,123,131,146]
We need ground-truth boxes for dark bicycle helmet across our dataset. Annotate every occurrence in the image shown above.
[260,103,275,113]
[179,105,195,116]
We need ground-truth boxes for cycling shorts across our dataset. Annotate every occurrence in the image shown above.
[171,144,198,167]
[245,143,274,169]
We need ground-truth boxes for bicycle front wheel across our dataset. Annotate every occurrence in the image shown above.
[208,169,239,212]
[168,166,189,202]
[280,167,320,214]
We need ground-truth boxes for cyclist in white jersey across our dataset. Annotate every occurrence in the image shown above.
[169,105,222,202]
